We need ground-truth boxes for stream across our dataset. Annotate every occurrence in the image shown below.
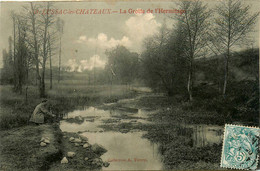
[59,96,223,170]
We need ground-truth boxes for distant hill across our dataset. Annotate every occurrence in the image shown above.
[194,48,259,85]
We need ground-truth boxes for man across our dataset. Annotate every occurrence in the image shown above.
[29,99,55,124]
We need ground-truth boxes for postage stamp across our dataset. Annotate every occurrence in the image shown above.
[221,124,260,170]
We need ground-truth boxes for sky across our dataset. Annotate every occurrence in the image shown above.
[0,0,259,71]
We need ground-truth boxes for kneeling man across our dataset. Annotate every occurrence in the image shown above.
[30,99,55,124]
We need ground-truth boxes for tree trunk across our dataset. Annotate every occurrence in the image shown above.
[30,3,41,94]
[50,54,52,89]
[187,60,193,101]
[40,2,50,98]
[48,34,52,89]
[17,23,22,94]
[13,16,18,92]
[40,67,46,98]
[223,52,229,97]
[58,37,61,83]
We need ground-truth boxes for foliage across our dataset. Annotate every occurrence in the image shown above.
[105,46,140,85]
[141,22,188,96]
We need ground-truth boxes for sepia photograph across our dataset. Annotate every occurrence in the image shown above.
[0,0,259,170]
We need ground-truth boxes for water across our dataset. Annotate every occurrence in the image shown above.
[60,106,163,170]
[60,102,224,170]
[191,125,223,147]
[80,132,162,170]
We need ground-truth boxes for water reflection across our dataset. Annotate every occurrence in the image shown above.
[80,132,162,170]
[192,125,223,147]
[179,124,223,147]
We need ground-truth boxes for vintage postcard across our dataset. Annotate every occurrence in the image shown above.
[0,0,259,170]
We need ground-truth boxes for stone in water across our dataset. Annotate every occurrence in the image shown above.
[103,162,110,167]
[69,137,75,142]
[83,143,90,148]
[74,138,82,143]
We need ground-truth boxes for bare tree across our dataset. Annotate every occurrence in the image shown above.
[209,0,259,96]
[56,17,65,83]
[38,2,56,97]
[175,0,211,101]
[25,2,57,97]
[47,33,53,89]
[11,12,18,91]
[27,2,41,88]
[47,31,57,89]
[14,15,28,94]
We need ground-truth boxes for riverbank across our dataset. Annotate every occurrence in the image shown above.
[96,92,257,170]
[0,124,62,170]
[0,85,137,170]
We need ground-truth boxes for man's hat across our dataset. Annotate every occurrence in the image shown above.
[41,99,48,103]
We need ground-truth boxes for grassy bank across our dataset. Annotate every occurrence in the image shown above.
[0,124,63,170]
[0,84,137,170]
[0,84,137,130]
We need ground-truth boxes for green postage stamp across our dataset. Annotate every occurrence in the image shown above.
[221,124,260,170]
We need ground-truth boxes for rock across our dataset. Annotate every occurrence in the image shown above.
[79,135,88,142]
[40,142,47,147]
[44,139,50,144]
[83,143,90,148]
[103,162,110,167]
[92,158,103,166]
[74,116,84,123]
[67,152,76,158]
[40,137,50,144]
[74,138,82,143]
[63,136,67,138]
[61,157,68,164]
[69,137,75,142]
[74,143,80,147]
[120,129,129,133]
[91,143,107,155]
[84,157,89,161]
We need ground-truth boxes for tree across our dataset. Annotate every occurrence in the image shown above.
[1,36,14,84]
[141,21,188,96]
[13,15,28,94]
[26,2,57,97]
[11,12,17,90]
[27,2,41,89]
[56,17,64,83]
[48,33,53,89]
[209,0,259,96]
[39,2,57,97]
[175,0,211,101]
[105,46,139,86]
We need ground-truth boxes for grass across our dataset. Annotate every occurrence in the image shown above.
[0,124,62,170]
[0,83,137,130]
